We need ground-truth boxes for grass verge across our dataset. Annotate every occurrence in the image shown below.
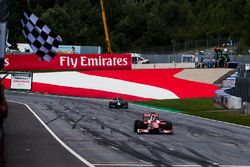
[134,98,250,127]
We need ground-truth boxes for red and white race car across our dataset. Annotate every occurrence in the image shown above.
[134,113,173,134]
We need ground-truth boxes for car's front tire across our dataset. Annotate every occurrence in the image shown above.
[165,122,172,129]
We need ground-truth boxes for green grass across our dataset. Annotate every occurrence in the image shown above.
[135,98,224,112]
[135,98,250,127]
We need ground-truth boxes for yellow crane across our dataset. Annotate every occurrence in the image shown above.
[100,0,112,54]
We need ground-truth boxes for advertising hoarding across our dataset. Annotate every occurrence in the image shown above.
[3,54,132,71]
[11,72,33,90]
[58,45,102,54]
[58,45,81,54]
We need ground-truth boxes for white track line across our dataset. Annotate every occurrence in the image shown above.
[172,165,250,167]
[172,165,201,167]
[93,164,250,167]
[8,100,95,167]
[93,164,154,166]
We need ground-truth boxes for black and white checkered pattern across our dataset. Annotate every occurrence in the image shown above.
[20,9,62,61]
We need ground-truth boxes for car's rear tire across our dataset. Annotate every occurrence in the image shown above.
[109,102,114,108]
[134,120,143,133]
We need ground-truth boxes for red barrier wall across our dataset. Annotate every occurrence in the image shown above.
[1,69,218,101]
[3,53,132,71]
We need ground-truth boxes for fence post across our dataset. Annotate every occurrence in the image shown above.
[0,22,7,69]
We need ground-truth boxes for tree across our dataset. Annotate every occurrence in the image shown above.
[110,0,148,51]
[5,0,250,53]
[40,4,73,44]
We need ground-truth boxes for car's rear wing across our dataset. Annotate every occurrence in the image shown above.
[143,113,159,118]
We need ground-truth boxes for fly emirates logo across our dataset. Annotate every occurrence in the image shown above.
[59,56,129,68]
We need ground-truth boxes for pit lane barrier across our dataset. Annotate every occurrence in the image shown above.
[132,63,195,69]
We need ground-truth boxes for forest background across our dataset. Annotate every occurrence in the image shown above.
[7,0,250,54]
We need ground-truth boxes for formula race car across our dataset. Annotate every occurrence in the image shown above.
[134,113,173,134]
[109,98,128,109]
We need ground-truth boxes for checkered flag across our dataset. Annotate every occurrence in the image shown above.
[20,9,62,62]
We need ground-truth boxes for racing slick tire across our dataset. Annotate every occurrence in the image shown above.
[109,102,115,108]
[165,122,172,129]
[134,120,143,133]
[164,122,173,135]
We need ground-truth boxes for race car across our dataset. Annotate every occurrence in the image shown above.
[134,113,173,134]
[109,98,128,109]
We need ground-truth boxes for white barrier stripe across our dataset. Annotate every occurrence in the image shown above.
[33,72,179,99]
[8,100,95,167]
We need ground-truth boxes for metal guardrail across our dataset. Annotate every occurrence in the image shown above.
[124,39,235,55]
[216,64,250,114]
[132,63,195,70]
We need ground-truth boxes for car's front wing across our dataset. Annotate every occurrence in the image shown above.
[137,128,173,134]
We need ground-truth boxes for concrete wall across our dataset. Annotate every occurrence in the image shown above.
[132,63,195,69]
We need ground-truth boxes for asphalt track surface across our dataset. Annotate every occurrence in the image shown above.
[2,91,250,167]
